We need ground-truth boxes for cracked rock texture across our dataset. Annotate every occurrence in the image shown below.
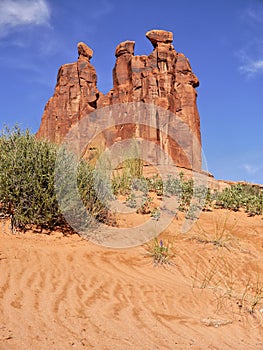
[37,29,202,171]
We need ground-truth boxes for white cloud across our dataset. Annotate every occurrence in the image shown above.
[238,49,263,77]
[240,58,263,76]
[238,5,263,77]
[0,0,50,36]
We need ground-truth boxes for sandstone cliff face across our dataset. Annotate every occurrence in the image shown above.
[37,30,202,171]
[37,42,100,144]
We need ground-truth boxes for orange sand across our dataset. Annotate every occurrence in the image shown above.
[0,209,262,349]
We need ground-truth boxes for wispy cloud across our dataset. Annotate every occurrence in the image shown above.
[242,163,262,176]
[238,5,263,78]
[239,56,263,76]
[244,7,263,23]
[0,0,50,37]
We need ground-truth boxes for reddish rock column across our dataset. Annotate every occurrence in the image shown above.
[37,29,202,172]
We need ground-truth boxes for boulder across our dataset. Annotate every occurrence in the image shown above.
[146,29,173,47]
[78,42,93,60]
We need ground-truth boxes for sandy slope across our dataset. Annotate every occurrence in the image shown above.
[0,210,262,350]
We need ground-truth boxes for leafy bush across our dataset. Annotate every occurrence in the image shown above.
[0,126,109,231]
[164,174,181,197]
[130,177,148,195]
[179,177,194,211]
[214,183,263,216]
[125,191,137,208]
[0,126,62,229]
[147,174,163,196]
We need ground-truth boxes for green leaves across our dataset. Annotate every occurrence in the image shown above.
[215,183,263,216]
[0,126,110,232]
[146,238,175,266]
[0,126,61,229]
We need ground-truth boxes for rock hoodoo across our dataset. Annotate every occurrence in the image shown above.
[37,29,202,171]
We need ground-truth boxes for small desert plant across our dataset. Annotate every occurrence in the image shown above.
[190,212,238,250]
[111,138,144,196]
[136,193,152,214]
[164,175,182,197]
[238,275,263,315]
[125,191,137,208]
[147,174,163,196]
[111,172,132,196]
[245,195,263,216]
[186,203,201,220]
[124,157,143,179]
[111,159,144,196]
[178,178,194,211]
[151,208,161,221]
[191,258,222,290]
[146,238,175,266]
[213,275,263,321]
[191,257,263,321]
[130,177,148,195]
[77,161,111,224]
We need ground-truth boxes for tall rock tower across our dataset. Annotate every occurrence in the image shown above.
[37,30,202,171]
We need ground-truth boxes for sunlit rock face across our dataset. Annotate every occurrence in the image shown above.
[37,29,202,171]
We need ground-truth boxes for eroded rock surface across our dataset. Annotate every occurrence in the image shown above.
[37,43,99,144]
[37,29,202,171]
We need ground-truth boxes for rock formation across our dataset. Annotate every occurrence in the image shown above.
[37,29,202,171]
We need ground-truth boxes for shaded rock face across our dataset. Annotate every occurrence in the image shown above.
[37,29,202,171]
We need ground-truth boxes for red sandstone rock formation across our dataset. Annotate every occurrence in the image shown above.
[37,42,100,144]
[37,30,202,171]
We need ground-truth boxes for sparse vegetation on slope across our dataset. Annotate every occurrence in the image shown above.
[0,126,262,233]
[214,183,263,216]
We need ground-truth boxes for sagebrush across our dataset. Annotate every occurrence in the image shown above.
[0,126,109,231]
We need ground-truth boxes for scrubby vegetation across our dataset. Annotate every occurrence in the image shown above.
[214,183,263,216]
[0,127,109,231]
[0,127,262,233]
[113,169,262,218]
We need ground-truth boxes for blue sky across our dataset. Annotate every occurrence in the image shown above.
[0,0,262,184]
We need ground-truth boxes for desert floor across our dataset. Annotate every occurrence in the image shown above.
[0,209,262,350]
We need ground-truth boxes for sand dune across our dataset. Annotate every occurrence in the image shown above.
[0,210,262,349]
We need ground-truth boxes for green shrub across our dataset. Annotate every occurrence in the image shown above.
[0,126,109,231]
[164,175,181,197]
[146,174,163,196]
[125,191,137,208]
[215,183,263,216]
[131,177,148,195]
[178,177,194,212]
[0,126,62,229]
